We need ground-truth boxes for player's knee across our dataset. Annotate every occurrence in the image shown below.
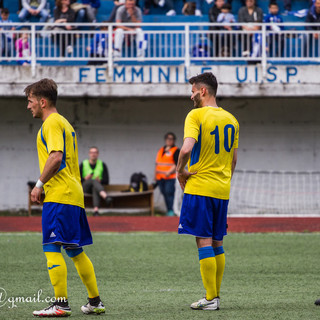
[65,247,83,258]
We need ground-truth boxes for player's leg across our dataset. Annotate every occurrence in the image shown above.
[211,199,229,300]
[190,237,219,310]
[33,244,71,317]
[178,194,219,310]
[212,240,224,297]
[65,248,105,315]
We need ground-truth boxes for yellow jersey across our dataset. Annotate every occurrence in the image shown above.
[184,106,239,200]
[37,113,84,208]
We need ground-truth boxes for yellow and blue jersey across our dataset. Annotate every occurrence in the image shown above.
[37,113,84,208]
[184,106,239,200]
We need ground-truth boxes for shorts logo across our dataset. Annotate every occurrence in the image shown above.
[178,224,183,229]
[50,232,56,238]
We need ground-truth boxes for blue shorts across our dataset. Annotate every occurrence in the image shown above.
[178,194,229,240]
[42,202,93,249]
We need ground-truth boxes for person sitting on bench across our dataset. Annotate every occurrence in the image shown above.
[80,146,111,216]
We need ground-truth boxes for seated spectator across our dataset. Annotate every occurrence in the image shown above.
[87,23,108,64]
[209,0,225,56]
[108,0,125,22]
[238,0,263,56]
[114,0,145,59]
[217,3,236,56]
[305,0,320,56]
[80,146,111,216]
[53,0,76,57]
[19,0,49,23]
[154,132,180,217]
[0,8,15,57]
[15,29,31,66]
[144,0,176,16]
[264,2,284,57]
[75,0,100,23]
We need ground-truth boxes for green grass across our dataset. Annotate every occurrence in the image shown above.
[0,232,320,319]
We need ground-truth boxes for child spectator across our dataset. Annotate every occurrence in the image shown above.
[217,3,235,26]
[0,8,15,57]
[217,3,236,56]
[15,29,31,66]
[87,23,108,65]
[264,2,284,57]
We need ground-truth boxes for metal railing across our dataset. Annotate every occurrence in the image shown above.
[0,22,319,76]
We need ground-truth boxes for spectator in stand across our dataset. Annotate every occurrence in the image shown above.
[144,0,176,16]
[264,2,284,57]
[80,146,110,216]
[305,0,320,56]
[238,0,263,56]
[53,0,76,57]
[209,0,225,56]
[154,132,180,217]
[217,3,236,56]
[75,0,100,23]
[15,29,31,66]
[19,0,49,23]
[87,23,108,64]
[0,8,15,57]
[114,0,145,59]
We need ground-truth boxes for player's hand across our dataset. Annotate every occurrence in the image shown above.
[31,187,42,204]
[95,177,101,182]
[177,170,197,190]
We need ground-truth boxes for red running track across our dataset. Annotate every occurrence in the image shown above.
[1,216,320,233]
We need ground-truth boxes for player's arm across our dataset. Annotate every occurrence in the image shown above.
[232,148,238,177]
[31,151,63,203]
[176,138,197,190]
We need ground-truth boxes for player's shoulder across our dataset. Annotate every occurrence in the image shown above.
[220,108,239,126]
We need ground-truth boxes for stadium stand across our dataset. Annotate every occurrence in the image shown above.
[0,0,314,64]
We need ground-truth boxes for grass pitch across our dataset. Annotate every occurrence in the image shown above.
[0,232,320,320]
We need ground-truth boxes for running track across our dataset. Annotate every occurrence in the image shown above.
[1,216,320,233]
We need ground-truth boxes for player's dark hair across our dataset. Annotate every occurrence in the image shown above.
[89,146,99,152]
[189,72,218,97]
[24,78,58,106]
[164,132,176,141]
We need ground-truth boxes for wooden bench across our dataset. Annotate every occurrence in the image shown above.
[28,184,154,216]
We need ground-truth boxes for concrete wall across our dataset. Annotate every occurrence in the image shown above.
[1,96,320,211]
